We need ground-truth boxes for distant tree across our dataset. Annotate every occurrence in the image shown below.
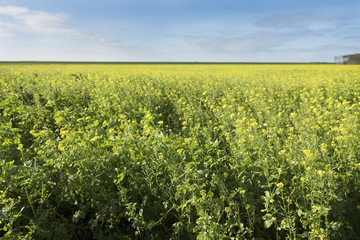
[334,55,342,64]
[340,53,360,64]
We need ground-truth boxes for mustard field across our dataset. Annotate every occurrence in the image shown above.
[1,64,360,239]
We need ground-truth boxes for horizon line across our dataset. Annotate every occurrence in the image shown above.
[0,61,336,65]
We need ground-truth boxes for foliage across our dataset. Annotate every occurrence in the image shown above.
[1,64,360,239]
[336,53,360,64]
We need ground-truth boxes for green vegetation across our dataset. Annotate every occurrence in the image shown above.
[335,54,360,64]
[1,64,359,239]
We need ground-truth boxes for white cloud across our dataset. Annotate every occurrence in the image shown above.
[0,5,119,42]
[0,5,28,16]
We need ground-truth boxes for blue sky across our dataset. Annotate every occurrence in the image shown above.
[0,0,359,62]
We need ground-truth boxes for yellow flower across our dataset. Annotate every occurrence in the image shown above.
[177,149,183,155]
[290,112,297,118]
[90,135,102,142]
[320,143,327,153]
[58,143,65,151]
[225,207,231,213]
[317,170,325,178]
[303,149,317,161]
[278,150,286,156]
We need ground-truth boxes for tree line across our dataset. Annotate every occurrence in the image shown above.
[335,53,360,64]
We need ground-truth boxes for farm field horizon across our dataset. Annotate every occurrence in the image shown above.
[1,64,360,239]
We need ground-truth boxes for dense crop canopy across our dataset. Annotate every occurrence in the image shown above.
[1,64,360,239]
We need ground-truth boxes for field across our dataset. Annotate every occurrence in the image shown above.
[1,64,360,239]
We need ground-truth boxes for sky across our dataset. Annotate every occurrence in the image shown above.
[0,0,359,62]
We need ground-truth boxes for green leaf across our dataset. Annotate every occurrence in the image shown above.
[263,213,276,228]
